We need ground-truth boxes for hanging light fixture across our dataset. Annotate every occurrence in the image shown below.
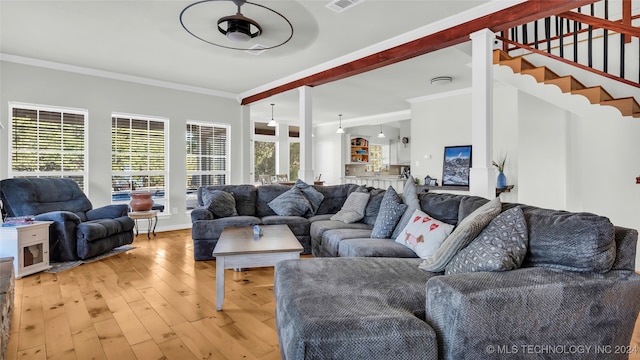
[377,125,385,138]
[267,103,277,127]
[336,114,345,134]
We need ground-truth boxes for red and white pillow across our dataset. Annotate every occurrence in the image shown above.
[394,209,454,259]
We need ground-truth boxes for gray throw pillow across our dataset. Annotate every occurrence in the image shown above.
[391,175,420,239]
[268,187,312,216]
[362,188,386,226]
[294,179,325,216]
[445,207,528,275]
[330,191,370,223]
[419,197,502,272]
[371,187,408,239]
[202,190,238,218]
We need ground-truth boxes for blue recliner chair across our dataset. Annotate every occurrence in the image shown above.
[0,178,135,261]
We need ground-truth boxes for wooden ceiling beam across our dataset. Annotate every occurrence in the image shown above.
[241,0,598,105]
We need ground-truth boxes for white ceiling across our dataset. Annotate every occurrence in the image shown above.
[1,0,507,127]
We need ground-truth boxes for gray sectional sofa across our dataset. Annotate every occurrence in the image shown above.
[274,191,640,360]
[192,181,640,359]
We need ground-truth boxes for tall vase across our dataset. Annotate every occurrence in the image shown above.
[497,172,507,189]
[129,191,154,212]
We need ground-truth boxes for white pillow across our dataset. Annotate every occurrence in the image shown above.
[394,209,454,259]
[330,192,370,223]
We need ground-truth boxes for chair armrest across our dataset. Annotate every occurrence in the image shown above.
[191,207,213,222]
[34,211,82,261]
[34,210,81,224]
[86,204,129,220]
[425,268,640,360]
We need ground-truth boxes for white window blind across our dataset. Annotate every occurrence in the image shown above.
[186,122,230,210]
[111,114,168,212]
[9,103,87,189]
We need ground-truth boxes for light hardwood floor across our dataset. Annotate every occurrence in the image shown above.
[5,229,640,360]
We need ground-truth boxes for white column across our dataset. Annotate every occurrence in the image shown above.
[469,28,497,199]
[298,86,314,183]
[240,105,252,184]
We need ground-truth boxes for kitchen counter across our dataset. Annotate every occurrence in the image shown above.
[342,176,408,192]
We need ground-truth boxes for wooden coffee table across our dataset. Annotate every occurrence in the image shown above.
[212,224,303,311]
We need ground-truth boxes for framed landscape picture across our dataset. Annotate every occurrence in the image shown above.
[442,145,472,186]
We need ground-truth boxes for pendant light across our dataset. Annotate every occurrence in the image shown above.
[267,103,277,127]
[377,125,385,138]
[336,114,345,134]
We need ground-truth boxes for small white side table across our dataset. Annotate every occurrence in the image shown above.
[128,210,159,239]
[0,221,53,278]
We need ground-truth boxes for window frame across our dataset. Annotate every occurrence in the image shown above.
[111,112,170,213]
[8,101,89,190]
[186,120,231,210]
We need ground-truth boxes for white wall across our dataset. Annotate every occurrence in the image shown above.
[516,92,570,209]
[0,61,240,231]
[409,79,640,253]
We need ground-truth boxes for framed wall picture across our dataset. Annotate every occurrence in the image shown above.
[442,145,472,186]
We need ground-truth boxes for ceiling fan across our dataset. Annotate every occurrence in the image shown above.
[217,0,262,42]
[180,0,294,51]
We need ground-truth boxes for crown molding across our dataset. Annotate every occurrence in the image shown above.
[0,53,238,99]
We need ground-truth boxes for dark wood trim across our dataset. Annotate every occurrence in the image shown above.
[559,11,640,37]
[241,0,597,105]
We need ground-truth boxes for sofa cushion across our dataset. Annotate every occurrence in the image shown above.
[202,189,238,218]
[191,216,261,240]
[445,206,528,275]
[77,216,134,242]
[261,215,310,237]
[198,185,256,216]
[268,187,312,217]
[419,197,502,273]
[371,187,407,239]
[294,180,325,216]
[338,238,420,258]
[310,219,373,241]
[320,229,373,256]
[515,205,616,273]
[418,192,463,225]
[275,257,438,360]
[391,176,421,239]
[394,209,454,259]
[314,184,360,215]
[330,192,370,223]
[458,195,490,222]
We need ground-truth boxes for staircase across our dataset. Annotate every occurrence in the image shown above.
[494,49,640,118]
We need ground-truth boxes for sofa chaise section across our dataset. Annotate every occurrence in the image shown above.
[275,257,439,360]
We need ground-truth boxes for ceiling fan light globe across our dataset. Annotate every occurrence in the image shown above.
[218,14,262,42]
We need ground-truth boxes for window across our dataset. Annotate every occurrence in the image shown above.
[289,125,300,180]
[186,122,230,210]
[9,103,87,189]
[253,121,277,183]
[111,114,168,212]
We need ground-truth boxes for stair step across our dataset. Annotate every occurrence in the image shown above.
[571,86,613,104]
[599,97,640,117]
[493,49,512,63]
[544,76,586,93]
[496,57,537,74]
[520,66,560,83]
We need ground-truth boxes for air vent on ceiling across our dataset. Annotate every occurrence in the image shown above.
[325,0,364,13]
[245,44,268,55]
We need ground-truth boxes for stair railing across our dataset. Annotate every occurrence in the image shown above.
[497,0,639,88]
